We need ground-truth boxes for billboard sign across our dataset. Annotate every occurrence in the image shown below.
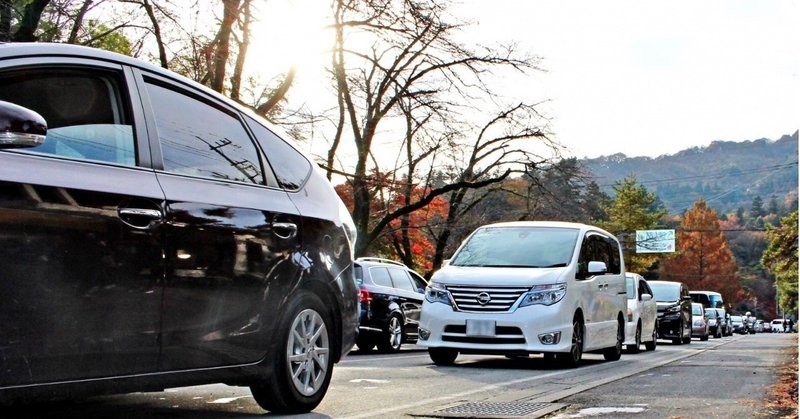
[635,229,675,253]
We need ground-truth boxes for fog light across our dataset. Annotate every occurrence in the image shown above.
[538,332,561,345]
[419,328,431,341]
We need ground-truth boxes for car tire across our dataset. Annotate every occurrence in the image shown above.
[603,318,623,361]
[672,322,684,345]
[377,314,404,353]
[682,321,691,344]
[429,348,458,366]
[644,325,657,351]
[557,316,584,368]
[627,322,641,354]
[250,291,333,414]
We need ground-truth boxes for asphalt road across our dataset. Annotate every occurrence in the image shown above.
[2,332,795,418]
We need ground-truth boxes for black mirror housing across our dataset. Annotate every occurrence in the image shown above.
[0,100,47,148]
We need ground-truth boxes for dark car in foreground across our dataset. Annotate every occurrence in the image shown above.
[355,257,428,353]
[0,43,358,414]
[649,280,692,344]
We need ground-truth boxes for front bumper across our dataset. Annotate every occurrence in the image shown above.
[417,301,573,354]
[657,313,683,338]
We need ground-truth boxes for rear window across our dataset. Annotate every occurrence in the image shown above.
[451,226,579,268]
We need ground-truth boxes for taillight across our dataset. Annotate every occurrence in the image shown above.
[359,288,372,303]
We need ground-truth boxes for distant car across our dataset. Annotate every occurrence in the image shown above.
[754,319,765,333]
[763,320,772,333]
[624,273,658,353]
[771,319,784,333]
[355,257,428,353]
[649,280,692,344]
[704,308,723,338]
[691,303,709,341]
[730,316,746,334]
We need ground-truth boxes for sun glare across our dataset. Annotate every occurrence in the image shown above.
[249,1,332,79]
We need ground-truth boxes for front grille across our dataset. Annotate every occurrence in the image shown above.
[442,325,526,344]
[447,285,528,312]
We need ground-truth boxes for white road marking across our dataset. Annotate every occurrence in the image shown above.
[207,396,252,404]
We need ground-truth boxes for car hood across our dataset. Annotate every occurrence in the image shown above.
[430,265,567,287]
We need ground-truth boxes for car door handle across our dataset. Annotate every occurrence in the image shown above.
[118,207,163,229]
[272,222,298,239]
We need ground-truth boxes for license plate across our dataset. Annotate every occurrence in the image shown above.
[466,319,496,337]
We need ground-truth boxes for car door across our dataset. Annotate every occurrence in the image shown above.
[135,72,303,370]
[387,267,425,339]
[639,279,657,337]
[576,232,623,350]
[0,60,164,385]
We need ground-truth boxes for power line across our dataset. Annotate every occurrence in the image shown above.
[596,161,798,188]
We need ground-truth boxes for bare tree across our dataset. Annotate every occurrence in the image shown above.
[328,0,558,259]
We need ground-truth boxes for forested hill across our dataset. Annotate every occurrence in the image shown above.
[583,131,799,216]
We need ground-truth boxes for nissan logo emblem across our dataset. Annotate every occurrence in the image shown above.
[476,292,492,305]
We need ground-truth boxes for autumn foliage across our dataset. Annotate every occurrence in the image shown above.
[335,171,447,271]
[660,198,741,305]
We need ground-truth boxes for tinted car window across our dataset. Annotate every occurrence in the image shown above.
[0,69,135,165]
[145,82,263,183]
[388,268,416,292]
[244,115,311,190]
[370,267,393,288]
[650,283,679,301]
[578,233,620,277]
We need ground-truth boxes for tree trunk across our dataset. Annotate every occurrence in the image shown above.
[67,0,93,44]
[230,0,251,101]
[210,0,240,93]
[12,0,50,42]
[1,0,13,42]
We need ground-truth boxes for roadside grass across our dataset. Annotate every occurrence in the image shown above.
[761,336,798,418]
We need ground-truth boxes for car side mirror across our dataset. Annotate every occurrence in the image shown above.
[641,293,652,302]
[0,100,47,148]
[587,261,607,275]
[682,295,692,301]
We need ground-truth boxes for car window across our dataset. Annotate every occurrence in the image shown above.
[354,265,363,285]
[369,267,393,288]
[626,277,635,299]
[0,68,135,165]
[388,268,416,292]
[243,115,311,190]
[705,309,717,318]
[145,81,263,184]
[650,283,679,302]
[641,281,653,297]
[408,271,427,291]
[451,226,579,268]
[577,233,621,277]
[692,305,702,315]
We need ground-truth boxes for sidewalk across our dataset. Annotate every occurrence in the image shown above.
[547,333,797,418]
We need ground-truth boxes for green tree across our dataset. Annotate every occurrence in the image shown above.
[750,195,765,218]
[599,175,666,273]
[762,211,798,316]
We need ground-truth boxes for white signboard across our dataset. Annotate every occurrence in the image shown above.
[636,229,675,253]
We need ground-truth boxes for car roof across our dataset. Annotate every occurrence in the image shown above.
[647,280,683,287]
[474,221,617,238]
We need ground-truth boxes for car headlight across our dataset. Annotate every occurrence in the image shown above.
[520,283,567,307]
[666,305,681,313]
[425,283,452,305]
[693,319,704,327]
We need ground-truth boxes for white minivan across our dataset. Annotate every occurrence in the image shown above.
[418,221,627,367]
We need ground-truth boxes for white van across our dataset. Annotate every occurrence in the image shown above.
[418,221,627,367]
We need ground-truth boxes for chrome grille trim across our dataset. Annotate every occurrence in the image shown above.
[446,285,529,312]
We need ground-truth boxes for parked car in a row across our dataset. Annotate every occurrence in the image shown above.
[649,280,692,344]
[0,43,360,413]
[624,273,657,353]
[355,257,428,353]
[418,221,628,368]
[691,303,709,341]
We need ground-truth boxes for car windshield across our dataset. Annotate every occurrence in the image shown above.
[649,283,680,302]
[692,305,703,315]
[731,316,743,322]
[450,226,579,268]
[705,309,717,318]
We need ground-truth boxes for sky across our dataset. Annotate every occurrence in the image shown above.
[252,0,799,160]
[455,0,799,159]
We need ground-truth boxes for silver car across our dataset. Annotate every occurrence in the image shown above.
[691,303,709,341]
[624,273,658,353]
